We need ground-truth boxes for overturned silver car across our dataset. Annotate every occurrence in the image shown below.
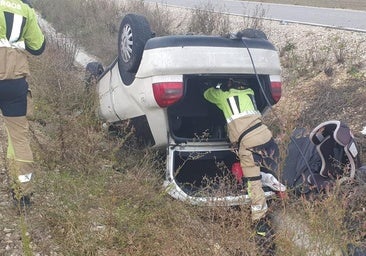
[86,13,283,206]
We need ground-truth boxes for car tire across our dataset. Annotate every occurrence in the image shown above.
[119,65,136,86]
[238,28,268,40]
[118,13,152,75]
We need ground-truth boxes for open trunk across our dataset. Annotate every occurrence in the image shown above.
[164,74,277,205]
[168,74,275,143]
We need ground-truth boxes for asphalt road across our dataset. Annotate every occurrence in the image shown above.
[144,0,366,32]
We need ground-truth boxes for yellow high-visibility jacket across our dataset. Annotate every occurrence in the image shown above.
[0,0,45,79]
[204,87,272,147]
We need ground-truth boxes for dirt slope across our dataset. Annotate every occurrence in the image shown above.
[0,3,365,255]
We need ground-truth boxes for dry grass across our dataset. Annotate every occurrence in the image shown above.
[16,0,366,255]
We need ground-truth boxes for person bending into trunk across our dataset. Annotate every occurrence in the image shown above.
[203,78,283,237]
[0,0,46,207]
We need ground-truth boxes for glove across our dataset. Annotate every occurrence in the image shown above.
[261,172,286,191]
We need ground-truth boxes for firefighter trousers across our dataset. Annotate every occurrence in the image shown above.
[4,116,34,196]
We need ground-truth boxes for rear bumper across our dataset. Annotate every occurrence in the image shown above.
[165,141,276,206]
[163,179,276,206]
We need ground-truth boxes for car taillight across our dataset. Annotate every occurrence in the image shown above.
[153,82,183,107]
[270,81,282,103]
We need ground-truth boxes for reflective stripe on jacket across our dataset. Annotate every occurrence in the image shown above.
[204,87,260,123]
[0,0,45,79]
[204,87,271,145]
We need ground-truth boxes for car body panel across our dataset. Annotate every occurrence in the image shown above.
[97,59,145,122]
[136,36,281,78]
[137,46,281,77]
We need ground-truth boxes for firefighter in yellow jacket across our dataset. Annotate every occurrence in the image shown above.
[204,78,280,236]
[0,0,45,206]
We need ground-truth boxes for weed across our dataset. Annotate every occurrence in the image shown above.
[239,3,267,31]
[188,2,230,35]
[12,0,366,255]
[34,0,125,64]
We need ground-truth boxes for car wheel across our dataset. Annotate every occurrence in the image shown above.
[238,28,268,40]
[119,65,136,86]
[85,61,104,87]
[118,13,152,75]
